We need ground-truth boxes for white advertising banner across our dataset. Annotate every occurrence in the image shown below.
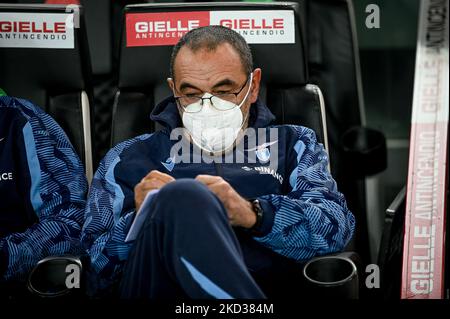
[0,12,75,49]
[210,10,295,44]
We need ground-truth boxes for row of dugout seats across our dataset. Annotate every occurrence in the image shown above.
[0,0,387,264]
[0,1,387,298]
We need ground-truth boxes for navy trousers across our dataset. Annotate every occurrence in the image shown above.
[119,179,301,299]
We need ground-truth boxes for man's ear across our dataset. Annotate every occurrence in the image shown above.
[167,78,175,92]
[249,68,261,104]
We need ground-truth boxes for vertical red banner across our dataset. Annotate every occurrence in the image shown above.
[401,0,448,299]
[402,122,448,299]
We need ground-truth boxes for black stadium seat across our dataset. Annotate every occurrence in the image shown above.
[303,0,386,264]
[112,1,329,154]
[302,0,369,176]
[0,3,94,180]
[114,0,386,265]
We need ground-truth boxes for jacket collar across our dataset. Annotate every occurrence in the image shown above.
[150,96,276,131]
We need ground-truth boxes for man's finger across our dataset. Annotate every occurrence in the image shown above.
[139,179,166,191]
[205,183,224,197]
[195,174,222,185]
[142,170,174,183]
[204,181,232,201]
[149,170,175,182]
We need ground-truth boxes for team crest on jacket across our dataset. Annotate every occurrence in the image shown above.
[246,140,278,163]
[256,147,270,163]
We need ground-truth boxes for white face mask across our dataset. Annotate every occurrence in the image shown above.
[181,75,252,154]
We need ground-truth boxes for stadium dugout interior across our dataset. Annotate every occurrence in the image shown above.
[1,0,388,265]
[0,0,390,299]
[22,1,363,299]
[113,0,386,271]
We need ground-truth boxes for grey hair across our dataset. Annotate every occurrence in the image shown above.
[170,25,253,79]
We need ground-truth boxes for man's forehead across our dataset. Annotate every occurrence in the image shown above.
[176,42,239,60]
[173,43,246,79]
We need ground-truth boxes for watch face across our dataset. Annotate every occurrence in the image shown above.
[254,200,262,213]
[251,200,263,232]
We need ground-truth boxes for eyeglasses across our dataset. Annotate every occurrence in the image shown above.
[174,75,251,113]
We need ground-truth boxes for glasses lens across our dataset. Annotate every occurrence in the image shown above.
[180,97,202,113]
[211,94,238,110]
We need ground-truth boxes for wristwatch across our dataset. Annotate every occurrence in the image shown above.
[249,199,264,236]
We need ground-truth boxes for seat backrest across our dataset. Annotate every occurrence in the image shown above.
[0,3,94,179]
[304,0,364,176]
[112,1,329,155]
[304,0,376,264]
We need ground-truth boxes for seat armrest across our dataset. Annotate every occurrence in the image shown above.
[302,251,361,299]
[27,255,87,298]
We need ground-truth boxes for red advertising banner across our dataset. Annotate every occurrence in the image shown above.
[45,0,80,4]
[126,11,210,47]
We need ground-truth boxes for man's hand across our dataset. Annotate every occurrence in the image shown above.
[195,175,256,229]
[134,170,175,211]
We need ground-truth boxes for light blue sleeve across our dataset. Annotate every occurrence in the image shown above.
[255,126,355,261]
[81,134,151,294]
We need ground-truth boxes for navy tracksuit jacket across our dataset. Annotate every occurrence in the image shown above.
[81,96,355,297]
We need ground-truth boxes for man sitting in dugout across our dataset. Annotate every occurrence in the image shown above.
[82,25,355,298]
